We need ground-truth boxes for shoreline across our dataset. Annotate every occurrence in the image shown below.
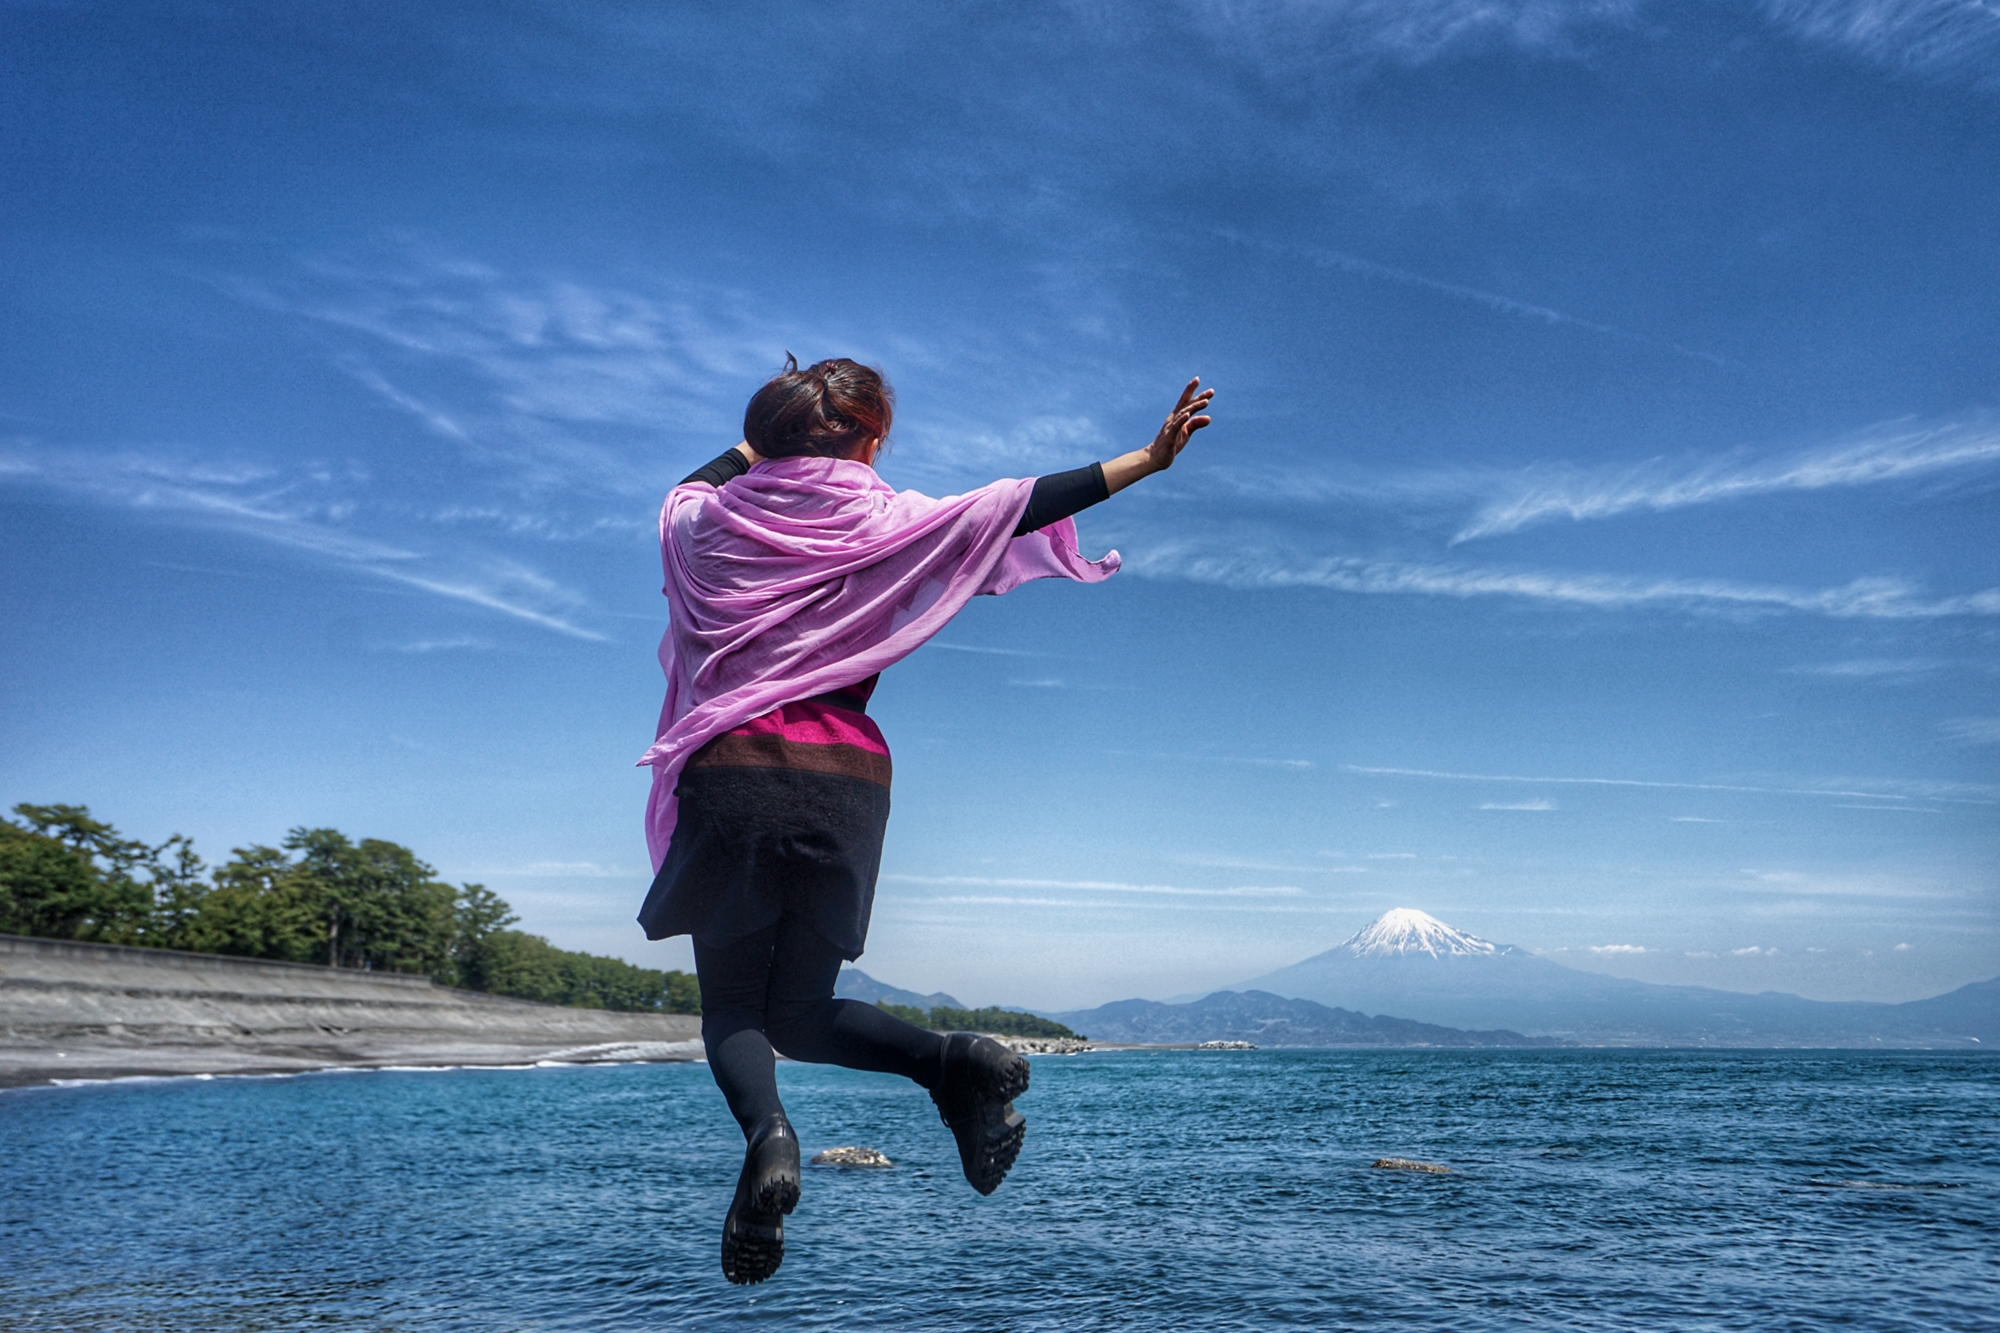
[0,933,704,1089]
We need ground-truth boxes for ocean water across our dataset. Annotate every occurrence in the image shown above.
[3,1051,1996,1332]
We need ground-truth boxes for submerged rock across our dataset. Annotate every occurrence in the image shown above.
[812,1146,893,1168]
[1372,1157,1454,1174]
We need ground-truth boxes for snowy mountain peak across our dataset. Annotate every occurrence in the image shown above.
[1339,908,1500,959]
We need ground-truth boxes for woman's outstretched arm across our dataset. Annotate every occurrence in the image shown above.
[1104,377,1214,495]
[1012,378,1215,535]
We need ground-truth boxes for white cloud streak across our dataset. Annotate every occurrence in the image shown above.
[1764,0,2000,88]
[1131,545,2000,621]
[881,874,1303,898]
[1,444,608,641]
[1785,658,1943,678]
[1103,749,1315,770]
[1213,227,1723,365]
[1180,0,1643,69]
[1346,763,1999,805]
[1739,869,1954,900]
[1940,716,2000,746]
[1454,420,2000,541]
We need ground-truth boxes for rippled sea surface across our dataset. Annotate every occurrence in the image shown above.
[4,1051,1997,1331]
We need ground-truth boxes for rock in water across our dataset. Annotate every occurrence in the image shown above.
[812,1146,893,1168]
[1372,1157,1454,1174]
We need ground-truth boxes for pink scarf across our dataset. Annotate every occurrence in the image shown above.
[639,455,1119,868]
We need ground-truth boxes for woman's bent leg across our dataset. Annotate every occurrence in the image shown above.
[693,926,787,1137]
[763,915,944,1087]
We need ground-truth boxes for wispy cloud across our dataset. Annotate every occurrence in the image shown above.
[1764,0,2000,89]
[1940,716,2000,746]
[1480,799,1556,811]
[382,636,493,654]
[1213,227,1722,365]
[1588,943,1648,954]
[1133,545,2000,621]
[1738,869,1954,899]
[1182,0,1643,70]
[928,641,1043,657]
[882,873,1303,898]
[1785,658,1943,679]
[1454,420,2000,541]
[1104,749,1315,770]
[1169,854,1368,874]
[469,861,632,878]
[916,895,1359,914]
[224,244,833,498]
[1,443,608,641]
[1346,763,1995,805]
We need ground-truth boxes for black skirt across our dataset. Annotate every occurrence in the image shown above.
[638,765,892,960]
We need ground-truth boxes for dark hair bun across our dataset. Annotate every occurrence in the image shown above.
[743,355,895,461]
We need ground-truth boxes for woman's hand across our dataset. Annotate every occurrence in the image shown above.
[1104,377,1214,495]
[732,439,765,466]
[1145,377,1214,471]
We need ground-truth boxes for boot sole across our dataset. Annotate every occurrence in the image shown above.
[959,1039,1031,1195]
[720,1213,784,1285]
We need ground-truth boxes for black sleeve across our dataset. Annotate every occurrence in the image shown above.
[679,448,753,489]
[1013,462,1110,537]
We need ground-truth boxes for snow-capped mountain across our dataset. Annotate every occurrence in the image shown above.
[1335,908,1509,959]
[1232,908,1994,1047]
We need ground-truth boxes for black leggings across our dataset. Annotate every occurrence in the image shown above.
[694,914,944,1137]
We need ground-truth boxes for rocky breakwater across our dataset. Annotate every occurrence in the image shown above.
[0,933,702,1087]
[994,1035,1093,1055]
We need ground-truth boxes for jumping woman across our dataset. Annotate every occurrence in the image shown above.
[638,357,1214,1284]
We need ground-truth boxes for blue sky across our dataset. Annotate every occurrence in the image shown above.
[2,0,1995,1010]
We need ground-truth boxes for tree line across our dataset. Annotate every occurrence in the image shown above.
[875,1001,1080,1040]
[0,803,699,1014]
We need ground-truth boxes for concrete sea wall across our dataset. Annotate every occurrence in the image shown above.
[0,933,702,1087]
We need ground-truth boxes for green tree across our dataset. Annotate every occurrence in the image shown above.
[0,804,164,944]
[1,801,701,1015]
[446,884,518,990]
[881,1003,1078,1039]
[145,836,210,949]
[472,929,572,1003]
[183,845,322,961]
[470,928,700,1012]
[283,829,456,973]
[664,969,701,1015]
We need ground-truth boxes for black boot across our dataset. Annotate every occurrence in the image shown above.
[930,1033,1029,1196]
[720,1113,800,1285]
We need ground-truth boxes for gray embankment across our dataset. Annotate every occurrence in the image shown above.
[0,933,702,1088]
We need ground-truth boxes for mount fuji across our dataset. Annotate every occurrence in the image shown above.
[1229,908,1996,1047]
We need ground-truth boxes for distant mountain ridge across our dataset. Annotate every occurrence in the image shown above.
[837,911,1996,1049]
[1234,909,1997,1048]
[834,968,963,1012]
[1051,989,1561,1047]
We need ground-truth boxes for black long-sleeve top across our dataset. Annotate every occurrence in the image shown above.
[677,449,1110,537]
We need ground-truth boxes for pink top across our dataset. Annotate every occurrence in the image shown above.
[639,454,1119,869]
[685,674,892,788]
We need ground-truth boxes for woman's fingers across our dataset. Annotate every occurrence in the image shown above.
[1148,378,1215,466]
